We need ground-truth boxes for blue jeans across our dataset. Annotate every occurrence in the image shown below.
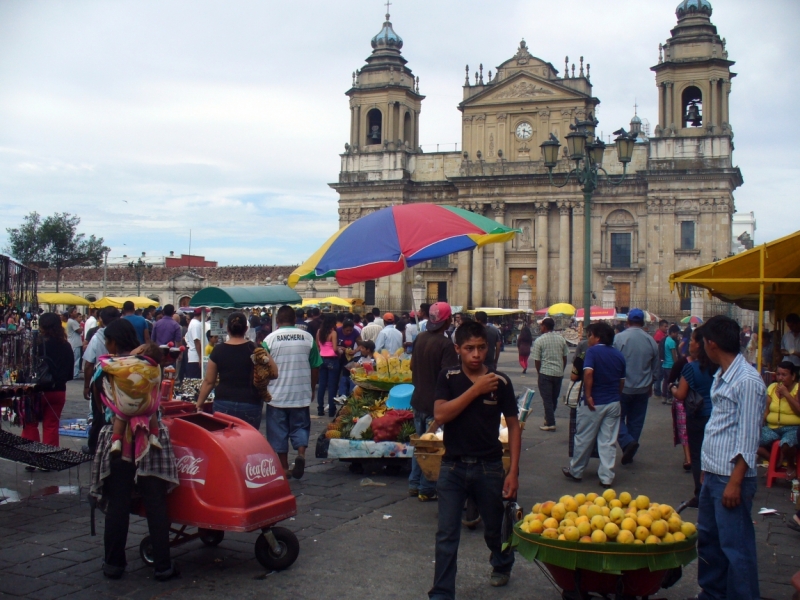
[337,371,354,397]
[266,405,311,453]
[429,458,514,600]
[697,473,759,600]
[317,357,341,416]
[213,400,263,431]
[408,410,436,496]
[617,392,649,449]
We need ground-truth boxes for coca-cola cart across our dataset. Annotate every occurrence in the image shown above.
[138,401,299,571]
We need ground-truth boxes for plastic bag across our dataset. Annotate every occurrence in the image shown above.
[350,414,373,439]
[371,409,413,442]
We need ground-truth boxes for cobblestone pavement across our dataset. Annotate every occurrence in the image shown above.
[0,351,797,599]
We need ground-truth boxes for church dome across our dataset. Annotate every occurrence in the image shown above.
[676,0,712,19]
[631,114,642,125]
[371,14,403,50]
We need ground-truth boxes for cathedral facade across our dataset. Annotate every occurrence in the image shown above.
[331,0,740,312]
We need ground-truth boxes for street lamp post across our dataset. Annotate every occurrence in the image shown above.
[539,115,636,333]
[128,257,152,297]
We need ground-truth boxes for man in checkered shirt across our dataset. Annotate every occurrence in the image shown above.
[531,318,569,431]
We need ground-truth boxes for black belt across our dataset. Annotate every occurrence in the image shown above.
[444,456,500,464]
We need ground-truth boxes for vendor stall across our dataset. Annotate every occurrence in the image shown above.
[37,292,90,307]
[90,296,156,309]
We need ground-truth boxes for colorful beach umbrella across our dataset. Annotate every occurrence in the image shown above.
[681,315,704,325]
[288,204,518,287]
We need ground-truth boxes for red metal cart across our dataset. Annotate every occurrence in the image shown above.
[137,401,299,571]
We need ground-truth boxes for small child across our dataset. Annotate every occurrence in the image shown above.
[101,343,163,458]
[205,331,218,357]
[357,340,375,364]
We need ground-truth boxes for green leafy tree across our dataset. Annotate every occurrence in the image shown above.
[5,212,109,291]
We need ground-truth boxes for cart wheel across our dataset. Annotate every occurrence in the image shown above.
[255,527,299,571]
[348,461,364,474]
[199,529,225,546]
[139,536,155,567]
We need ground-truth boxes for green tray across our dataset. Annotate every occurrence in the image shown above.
[511,523,697,575]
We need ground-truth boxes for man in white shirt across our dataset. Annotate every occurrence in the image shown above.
[66,308,84,378]
[781,313,800,368]
[185,309,204,378]
[84,308,98,335]
[375,313,404,354]
[84,307,120,453]
[371,307,384,327]
[360,314,383,343]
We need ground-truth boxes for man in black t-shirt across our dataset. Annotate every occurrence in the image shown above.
[429,321,521,599]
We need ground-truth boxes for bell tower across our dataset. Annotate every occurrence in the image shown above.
[651,0,735,137]
[344,7,424,153]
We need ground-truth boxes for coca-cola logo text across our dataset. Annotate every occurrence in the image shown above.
[176,456,203,476]
[244,454,282,488]
[173,447,207,486]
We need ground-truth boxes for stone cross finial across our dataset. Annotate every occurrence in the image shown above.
[564,56,569,78]
[479,63,484,84]
[488,70,492,82]
[587,64,590,80]
[571,64,575,78]
[579,56,584,78]
[465,64,469,85]
[475,71,479,85]
[658,43,663,64]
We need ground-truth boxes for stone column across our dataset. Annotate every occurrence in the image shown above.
[517,275,533,312]
[462,116,473,157]
[492,202,506,304]
[557,201,571,302]
[456,250,472,309]
[690,290,704,321]
[665,82,674,129]
[601,276,616,310]
[472,246,484,308]
[708,79,716,129]
[387,102,394,146]
[721,79,730,126]
[535,202,549,306]
[571,201,584,305]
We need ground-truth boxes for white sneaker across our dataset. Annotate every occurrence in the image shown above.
[539,425,556,432]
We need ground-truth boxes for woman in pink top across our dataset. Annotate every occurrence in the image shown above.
[316,314,341,417]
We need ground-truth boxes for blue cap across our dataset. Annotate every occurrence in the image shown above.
[628,308,645,322]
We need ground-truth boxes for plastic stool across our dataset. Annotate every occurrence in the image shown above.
[766,440,788,488]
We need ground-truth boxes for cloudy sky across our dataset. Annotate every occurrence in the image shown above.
[1,0,798,266]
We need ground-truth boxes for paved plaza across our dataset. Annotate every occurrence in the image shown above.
[0,351,797,599]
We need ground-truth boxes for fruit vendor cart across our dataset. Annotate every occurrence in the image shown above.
[510,526,696,599]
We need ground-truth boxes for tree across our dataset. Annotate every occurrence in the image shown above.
[4,212,109,291]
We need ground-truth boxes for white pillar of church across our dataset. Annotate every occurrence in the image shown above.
[558,202,570,302]
[493,202,506,304]
[472,246,484,308]
[571,201,584,306]
[535,202,549,306]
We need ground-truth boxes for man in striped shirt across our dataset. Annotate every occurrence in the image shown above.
[264,306,322,480]
[694,315,766,600]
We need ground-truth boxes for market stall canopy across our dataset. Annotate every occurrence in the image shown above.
[669,230,800,320]
[189,285,302,309]
[575,307,617,320]
[90,296,156,309]
[547,303,577,317]
[301,296,362,308]
[466,308,528,316]
[288,203,518,287]
[38,293,90,306]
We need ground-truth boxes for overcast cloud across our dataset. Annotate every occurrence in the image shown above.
[1,0,798,265]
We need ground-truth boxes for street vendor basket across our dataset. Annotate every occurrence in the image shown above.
[409,434,511,482]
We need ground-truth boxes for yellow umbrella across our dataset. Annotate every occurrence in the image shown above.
[38,293,91,306]
[90,296,157,309]
[302,296,360,308]
[547,302,576,316]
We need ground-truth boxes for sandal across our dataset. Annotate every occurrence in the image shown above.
[788,520,800,533]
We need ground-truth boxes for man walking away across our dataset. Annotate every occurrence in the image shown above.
[83,307,121,453]
[359,313,382,343]
[613,308,659,465]
[409,302,457,502]
[661,325,681,398]
[531,317,569,431]
[372,307,384,327]
[475,311,502,371]
[66,308,83,379]
[151,304,182,347]
[652,319,669,397]
[693,315,765,600]
[122,301,150,345]
[418,303,430,333]
[184,308,204,379]
[375,313,403,354]
[264,306,322,480]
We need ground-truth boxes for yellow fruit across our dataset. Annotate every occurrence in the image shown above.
[564,526,580,541]
[637,514,653,529]
[617,530,635,544]
[634,539,644,545]
[659,504,674,519]
[575,515,589,525]
[619,491,632,506]
[635,526,650,541]
[541,501,555,516]
[637,509,649,518]
[609,507,626,524]
[532,503,542,514]
[648,506,662,521]
[529,520,544,534]
[564,498,579,513]
[577,522,592,537]
[650,519,668,538]
[543,518,560,530]
[594,496,607,508]
[565,511,578,522]
[609,499,623,509]
[601,507,611,517]
[521,522,531,533]
[587,505,602,519]
[542,528,559,539]
[591,530,607,543]
[645,535,661,545]
[574,493,587,505]
[634,495,650,510]
[668,515,683,533]
[604,522,620,540]
[534,513,547,522]
[578,505,589,517]
[621,517,638,532]
[590,515,606,531]
[602,488,617,502]
[586,492,598,502]
[551,503,567,521]
[579,536,593,543]
[673,532,686,542]
[558,534,566,541]
[681,522,697,537]
[562,519,575,529]
[663,533,675,544]
[557,526,566,535]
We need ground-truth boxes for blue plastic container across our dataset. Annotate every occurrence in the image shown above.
[386,384,414,410]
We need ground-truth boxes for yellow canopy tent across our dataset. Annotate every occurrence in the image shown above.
[90,296,157,310]
[465,308,528,317]
[669,229,800,371]
[301,296,362,308]
[37,293,91,306]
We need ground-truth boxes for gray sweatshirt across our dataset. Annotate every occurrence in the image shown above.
[613,326,660,394]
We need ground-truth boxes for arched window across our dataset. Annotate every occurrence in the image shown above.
[602,210,636,269]
[366,108,382,145]
[403,111,412,145]
[682,86,703,128]
[179,296,191,307]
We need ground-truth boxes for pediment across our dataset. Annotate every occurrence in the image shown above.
[170,271,205,283]
[461,72,590,108]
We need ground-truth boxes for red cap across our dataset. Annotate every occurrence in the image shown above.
[427,302,452,329]
[383,312,395,323]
